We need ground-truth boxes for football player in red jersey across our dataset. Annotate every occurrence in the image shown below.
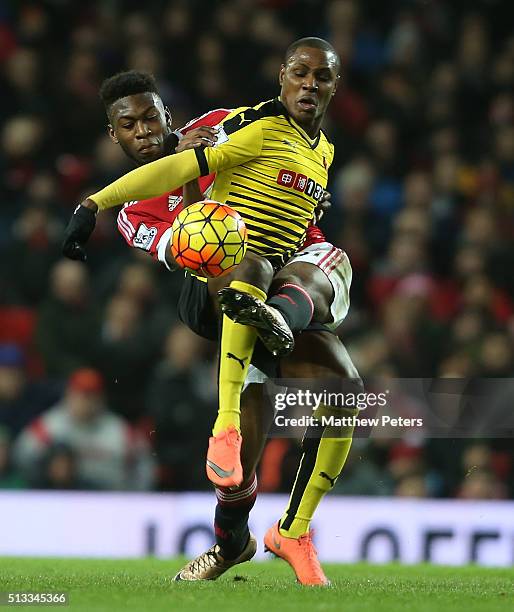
[101,73,230,267]
[62,62,361,586]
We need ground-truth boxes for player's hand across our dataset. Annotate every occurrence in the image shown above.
[62,200,97,262]
[315,190,332,222]
[176,127,218,153]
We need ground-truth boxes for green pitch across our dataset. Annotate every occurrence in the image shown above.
[0,558,512,612]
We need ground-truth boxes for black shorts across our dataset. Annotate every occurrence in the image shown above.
[177,272,334,377]
[177,273,218,341]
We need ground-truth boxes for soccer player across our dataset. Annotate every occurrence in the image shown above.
[67,37,342,494]
[62,70,226,268]
[62,47,359,584]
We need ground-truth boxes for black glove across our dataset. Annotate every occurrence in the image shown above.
[62,205,97,261]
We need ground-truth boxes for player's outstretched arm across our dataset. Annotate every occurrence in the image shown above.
[89,148,204,211]
[61,148,188,260]
[61,126,218,261]
[88,120,262,210]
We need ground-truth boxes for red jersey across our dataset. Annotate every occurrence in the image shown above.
[116,108,231,264]
[116,106,329,267]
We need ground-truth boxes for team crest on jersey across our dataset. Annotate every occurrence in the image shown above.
[134,223,158,250]
[168,195,183,211]
[277,169,324,202]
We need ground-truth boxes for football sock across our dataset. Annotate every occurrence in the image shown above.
[279,405,357,538]
[214,473,258,559]
[213,280,267,435]
[267,283,314,332]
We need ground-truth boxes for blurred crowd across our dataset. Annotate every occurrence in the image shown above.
[0,1,513,498]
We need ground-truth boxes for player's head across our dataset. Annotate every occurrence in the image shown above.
[99,70,172,164]
[279,37,340,136]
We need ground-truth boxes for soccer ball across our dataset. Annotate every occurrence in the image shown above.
[171,200,248,278]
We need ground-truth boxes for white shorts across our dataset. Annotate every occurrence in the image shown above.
[283,241,352,331]
[244,241,352,387]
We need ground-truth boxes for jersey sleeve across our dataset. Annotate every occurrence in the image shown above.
[194,119,263,177]
[90,120,263,211]
[177,108,232,136]
[90,149,200,210]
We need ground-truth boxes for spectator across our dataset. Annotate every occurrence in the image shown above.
[0,343,58,437]
[388,442,443,497]
[3,198,63,305]
[30,443,93,490]
[35,259,101,378]
[0,2,512,497]
[13,368,155,490]
[477,332,514,377]
[145,323,215,490]
[395,475,428,498]
[333,440,394,496]
[458,469,508,500]
[97,290,163,420]
[0,427,27,489]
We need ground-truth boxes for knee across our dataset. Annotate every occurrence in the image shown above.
[270,272,304,296]
[249,252,274,281]
[239,252,274,290]
[270,271,330,319]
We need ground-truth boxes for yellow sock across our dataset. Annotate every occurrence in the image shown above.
[212,280,267,436]
[279,406,356,538]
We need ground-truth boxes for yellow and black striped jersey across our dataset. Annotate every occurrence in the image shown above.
[91,98,334,263]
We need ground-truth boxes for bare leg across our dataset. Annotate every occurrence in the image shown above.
[269,261,334,325]
[207,251,274,300]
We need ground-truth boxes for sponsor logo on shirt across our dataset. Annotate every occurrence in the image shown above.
[277,169,324,201]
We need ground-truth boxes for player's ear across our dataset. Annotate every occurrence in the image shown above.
[164,106,173,130]
[279,65,285,86]
[332,75,340,97]
[107,124,118,144]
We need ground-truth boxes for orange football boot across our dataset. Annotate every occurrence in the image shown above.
[264,522,330,586]
[206,425,243,487]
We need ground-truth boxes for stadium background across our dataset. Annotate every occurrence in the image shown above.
[0,0,513,535]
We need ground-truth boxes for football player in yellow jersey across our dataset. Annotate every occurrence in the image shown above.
[62,53,360,585]
[63,39,360,583]
[72,38,342,498]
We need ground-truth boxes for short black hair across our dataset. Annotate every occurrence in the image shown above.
[285,37,340,73]
[99,70,159,116]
